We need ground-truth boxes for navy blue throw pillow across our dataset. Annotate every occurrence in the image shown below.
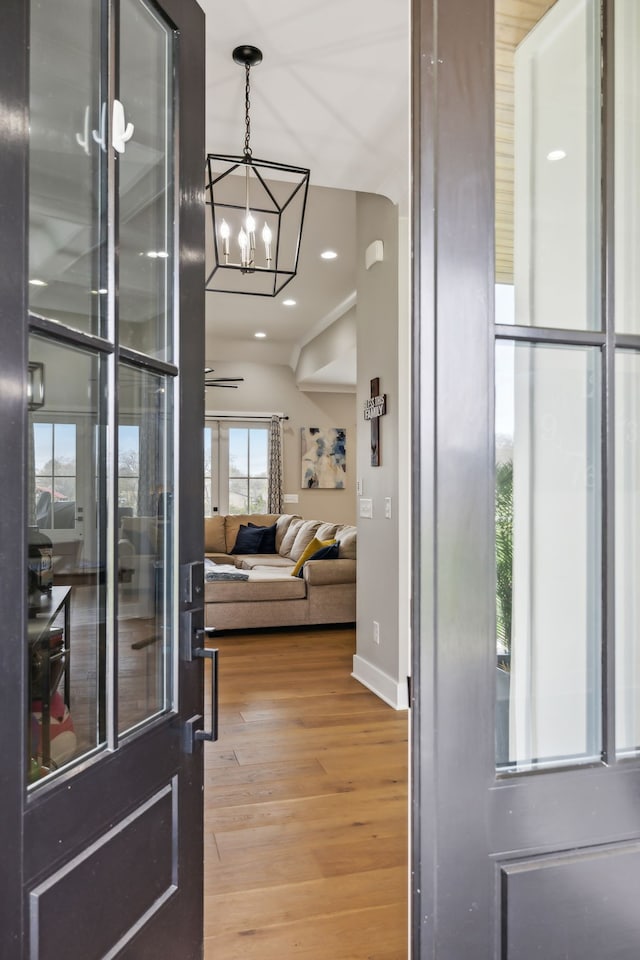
[295,541,339,577]
[231,524,267,554]
[249,522,277,554]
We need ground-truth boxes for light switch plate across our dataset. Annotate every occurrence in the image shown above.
[385,497,392,519]
[359,498,373,519]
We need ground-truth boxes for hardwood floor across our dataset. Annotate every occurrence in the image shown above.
[203,627,409,960]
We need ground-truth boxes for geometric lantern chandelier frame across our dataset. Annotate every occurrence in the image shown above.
[205,45,311,297]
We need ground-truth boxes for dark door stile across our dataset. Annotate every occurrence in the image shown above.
[412,1,640,958]
[0,0,206,955]
[0,0,30,949]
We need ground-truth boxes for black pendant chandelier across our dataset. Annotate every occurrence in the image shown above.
[205,45,311,297]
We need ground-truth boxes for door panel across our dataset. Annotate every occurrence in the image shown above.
[0,0,206,955]
[500,843,640,960]
[413,0,640,956]
[29,783,175,960]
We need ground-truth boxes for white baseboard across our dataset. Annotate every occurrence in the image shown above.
[352,654,409,710]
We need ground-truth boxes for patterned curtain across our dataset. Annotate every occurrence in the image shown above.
[267,415,283,514]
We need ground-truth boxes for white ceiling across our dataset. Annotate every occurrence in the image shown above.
[198,0,410,378]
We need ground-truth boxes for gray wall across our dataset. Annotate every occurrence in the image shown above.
[354,192,402,704]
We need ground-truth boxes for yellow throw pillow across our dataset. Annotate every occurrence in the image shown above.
[290,537,336,577]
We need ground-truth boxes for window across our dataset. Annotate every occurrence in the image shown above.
[204,421,269,515]
[33,422,77,529]
[118,424,140,511]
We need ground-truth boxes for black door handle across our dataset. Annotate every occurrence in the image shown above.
[195,646,218,743]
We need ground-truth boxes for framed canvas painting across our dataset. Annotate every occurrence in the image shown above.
[301,427,346,489]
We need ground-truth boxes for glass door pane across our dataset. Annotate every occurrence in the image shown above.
[614,0,640,335]
[117,364,174,735]
[27,336,106,785]
[29,0,106,334]
[495,0,601,330]
[495,341,602,769]
[118,0,174,361]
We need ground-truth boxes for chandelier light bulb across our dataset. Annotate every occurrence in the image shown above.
[262,222,272,263]
[245,213,257,261]
[220,219,230,261]
[238,227,249,267]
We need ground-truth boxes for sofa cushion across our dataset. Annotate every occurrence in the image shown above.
[335,525,357,560]
[205,566,306,603]
[204,515,226,554]
[291,537,336,577]
[275,514,300,551]
[315,522,339,542]
[278,517,304,557]
[294,541,339,578]
[289,520,323,561]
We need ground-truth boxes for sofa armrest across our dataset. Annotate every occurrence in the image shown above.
[303,558,356,586]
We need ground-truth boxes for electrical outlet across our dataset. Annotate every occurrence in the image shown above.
[373,620,380,644]
[359,498,373,519]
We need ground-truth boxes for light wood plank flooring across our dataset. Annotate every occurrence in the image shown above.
[203,626,409,960]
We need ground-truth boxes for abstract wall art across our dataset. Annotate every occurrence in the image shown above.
[300,427,346,489]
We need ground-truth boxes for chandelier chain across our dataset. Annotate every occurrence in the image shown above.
[243,63,252,158]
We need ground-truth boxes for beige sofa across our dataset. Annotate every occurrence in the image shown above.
[203,513,356,631]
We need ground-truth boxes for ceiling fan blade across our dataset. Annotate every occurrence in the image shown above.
[205,382,239,388]
[206,377,244,382]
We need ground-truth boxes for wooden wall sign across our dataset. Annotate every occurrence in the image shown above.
[364,377,387,466]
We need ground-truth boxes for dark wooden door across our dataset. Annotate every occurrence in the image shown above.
[412,0,640,957]
[0,0,208,955]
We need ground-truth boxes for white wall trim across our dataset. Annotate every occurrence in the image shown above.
[352,654,409,711]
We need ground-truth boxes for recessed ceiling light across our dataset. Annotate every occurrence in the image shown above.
[254,332,267,339]
[29,279,47,287]
[321,250,338,260]
[282,298,296,306]
[91,288,108,295]
[146,250,169,258]
[547,150,567,162]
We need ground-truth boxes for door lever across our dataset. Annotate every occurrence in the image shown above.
[195,646,218,743]
[112,99,134,154]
